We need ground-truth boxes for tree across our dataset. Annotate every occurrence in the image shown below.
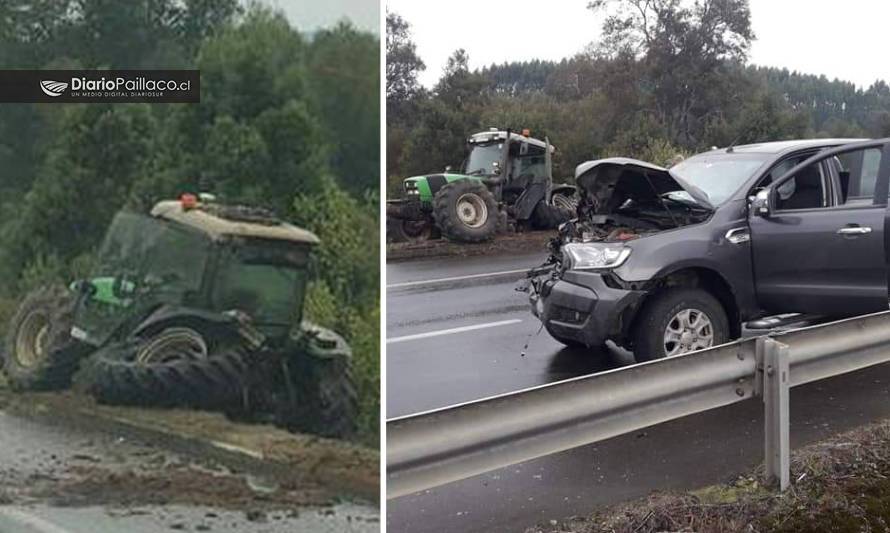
[308,22,380,195]
[386,12,425,118]
[588,0,754,144]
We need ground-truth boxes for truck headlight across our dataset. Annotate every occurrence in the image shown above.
[563,243,631,270]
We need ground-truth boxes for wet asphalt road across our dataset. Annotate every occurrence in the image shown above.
[386,250,890,533]
[386,250,630,418]
[0,411,379,533]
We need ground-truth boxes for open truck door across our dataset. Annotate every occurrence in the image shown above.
[749,139,890,315]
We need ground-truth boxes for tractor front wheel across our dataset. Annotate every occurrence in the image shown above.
[432,181,498,242]
[276,323,358,439]
[387,215,436,243]
[2,285,90,390]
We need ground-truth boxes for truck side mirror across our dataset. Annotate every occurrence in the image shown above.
[752,189,771,218]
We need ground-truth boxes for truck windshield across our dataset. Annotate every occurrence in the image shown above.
[213,240,310,328]
[464,142,502,175]
[671,153,771,205]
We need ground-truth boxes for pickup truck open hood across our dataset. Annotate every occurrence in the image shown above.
[575,158,714,212]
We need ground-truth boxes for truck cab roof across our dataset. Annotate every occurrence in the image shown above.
[705,138,868,155]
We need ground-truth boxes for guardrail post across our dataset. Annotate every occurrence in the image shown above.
[761,337,790,490]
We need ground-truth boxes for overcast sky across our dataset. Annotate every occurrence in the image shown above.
[387,0,890,89]
[260,0,379,34]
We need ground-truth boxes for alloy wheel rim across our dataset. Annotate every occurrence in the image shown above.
[663,308,714,356]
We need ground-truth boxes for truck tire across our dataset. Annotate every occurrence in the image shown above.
[2,285,90,390]
[277,323,358,439]
[531,201,573,230]
[80,338,252,410]
[432,180,498,242]
[631,288,729,362]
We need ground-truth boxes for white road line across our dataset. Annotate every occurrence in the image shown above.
[387,319,523,344]
[0,508,74,533]
[387,268,528,289]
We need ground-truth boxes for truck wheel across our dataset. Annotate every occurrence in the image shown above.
[531,201,573,230]
[2,285,90,390]
[432,181,498,242]
[631,288,729,362]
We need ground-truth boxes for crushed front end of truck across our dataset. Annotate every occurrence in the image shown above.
[521,158,714,350]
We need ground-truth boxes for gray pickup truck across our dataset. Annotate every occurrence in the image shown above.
[524,138,890,361]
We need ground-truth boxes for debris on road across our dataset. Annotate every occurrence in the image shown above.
[0,389,378,504]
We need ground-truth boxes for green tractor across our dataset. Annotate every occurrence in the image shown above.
[1,195,357,438]
[387,129,577,243]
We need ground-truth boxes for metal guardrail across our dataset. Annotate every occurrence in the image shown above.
[387,310,890,499]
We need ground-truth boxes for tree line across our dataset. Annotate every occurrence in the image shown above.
[0,0,380,441]
[387,0,890,192]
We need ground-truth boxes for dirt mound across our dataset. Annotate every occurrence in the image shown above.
[387,230,553,262]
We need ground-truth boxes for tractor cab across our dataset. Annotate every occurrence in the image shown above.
[70,195,319,348]
[464,129,552,182]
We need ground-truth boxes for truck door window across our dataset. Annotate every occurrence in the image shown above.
[774,162,828,211]
[835,147,882,200]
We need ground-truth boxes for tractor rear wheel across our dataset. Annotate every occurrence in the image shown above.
[2,285,90,390]
[432,180,498,242]
[531,200,573,230]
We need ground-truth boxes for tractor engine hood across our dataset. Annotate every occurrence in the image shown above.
[575,158,714,213]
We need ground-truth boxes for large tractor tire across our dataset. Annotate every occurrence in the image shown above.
[432,180,498,242]
[2,285,90,390]
[277,323,358,439]
[76,327,253,410]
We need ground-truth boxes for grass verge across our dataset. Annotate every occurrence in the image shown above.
[526,419,890,533]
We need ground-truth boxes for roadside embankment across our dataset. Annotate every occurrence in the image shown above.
[527,419,890,533]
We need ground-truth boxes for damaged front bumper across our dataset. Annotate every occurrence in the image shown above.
[523,268,646,348]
